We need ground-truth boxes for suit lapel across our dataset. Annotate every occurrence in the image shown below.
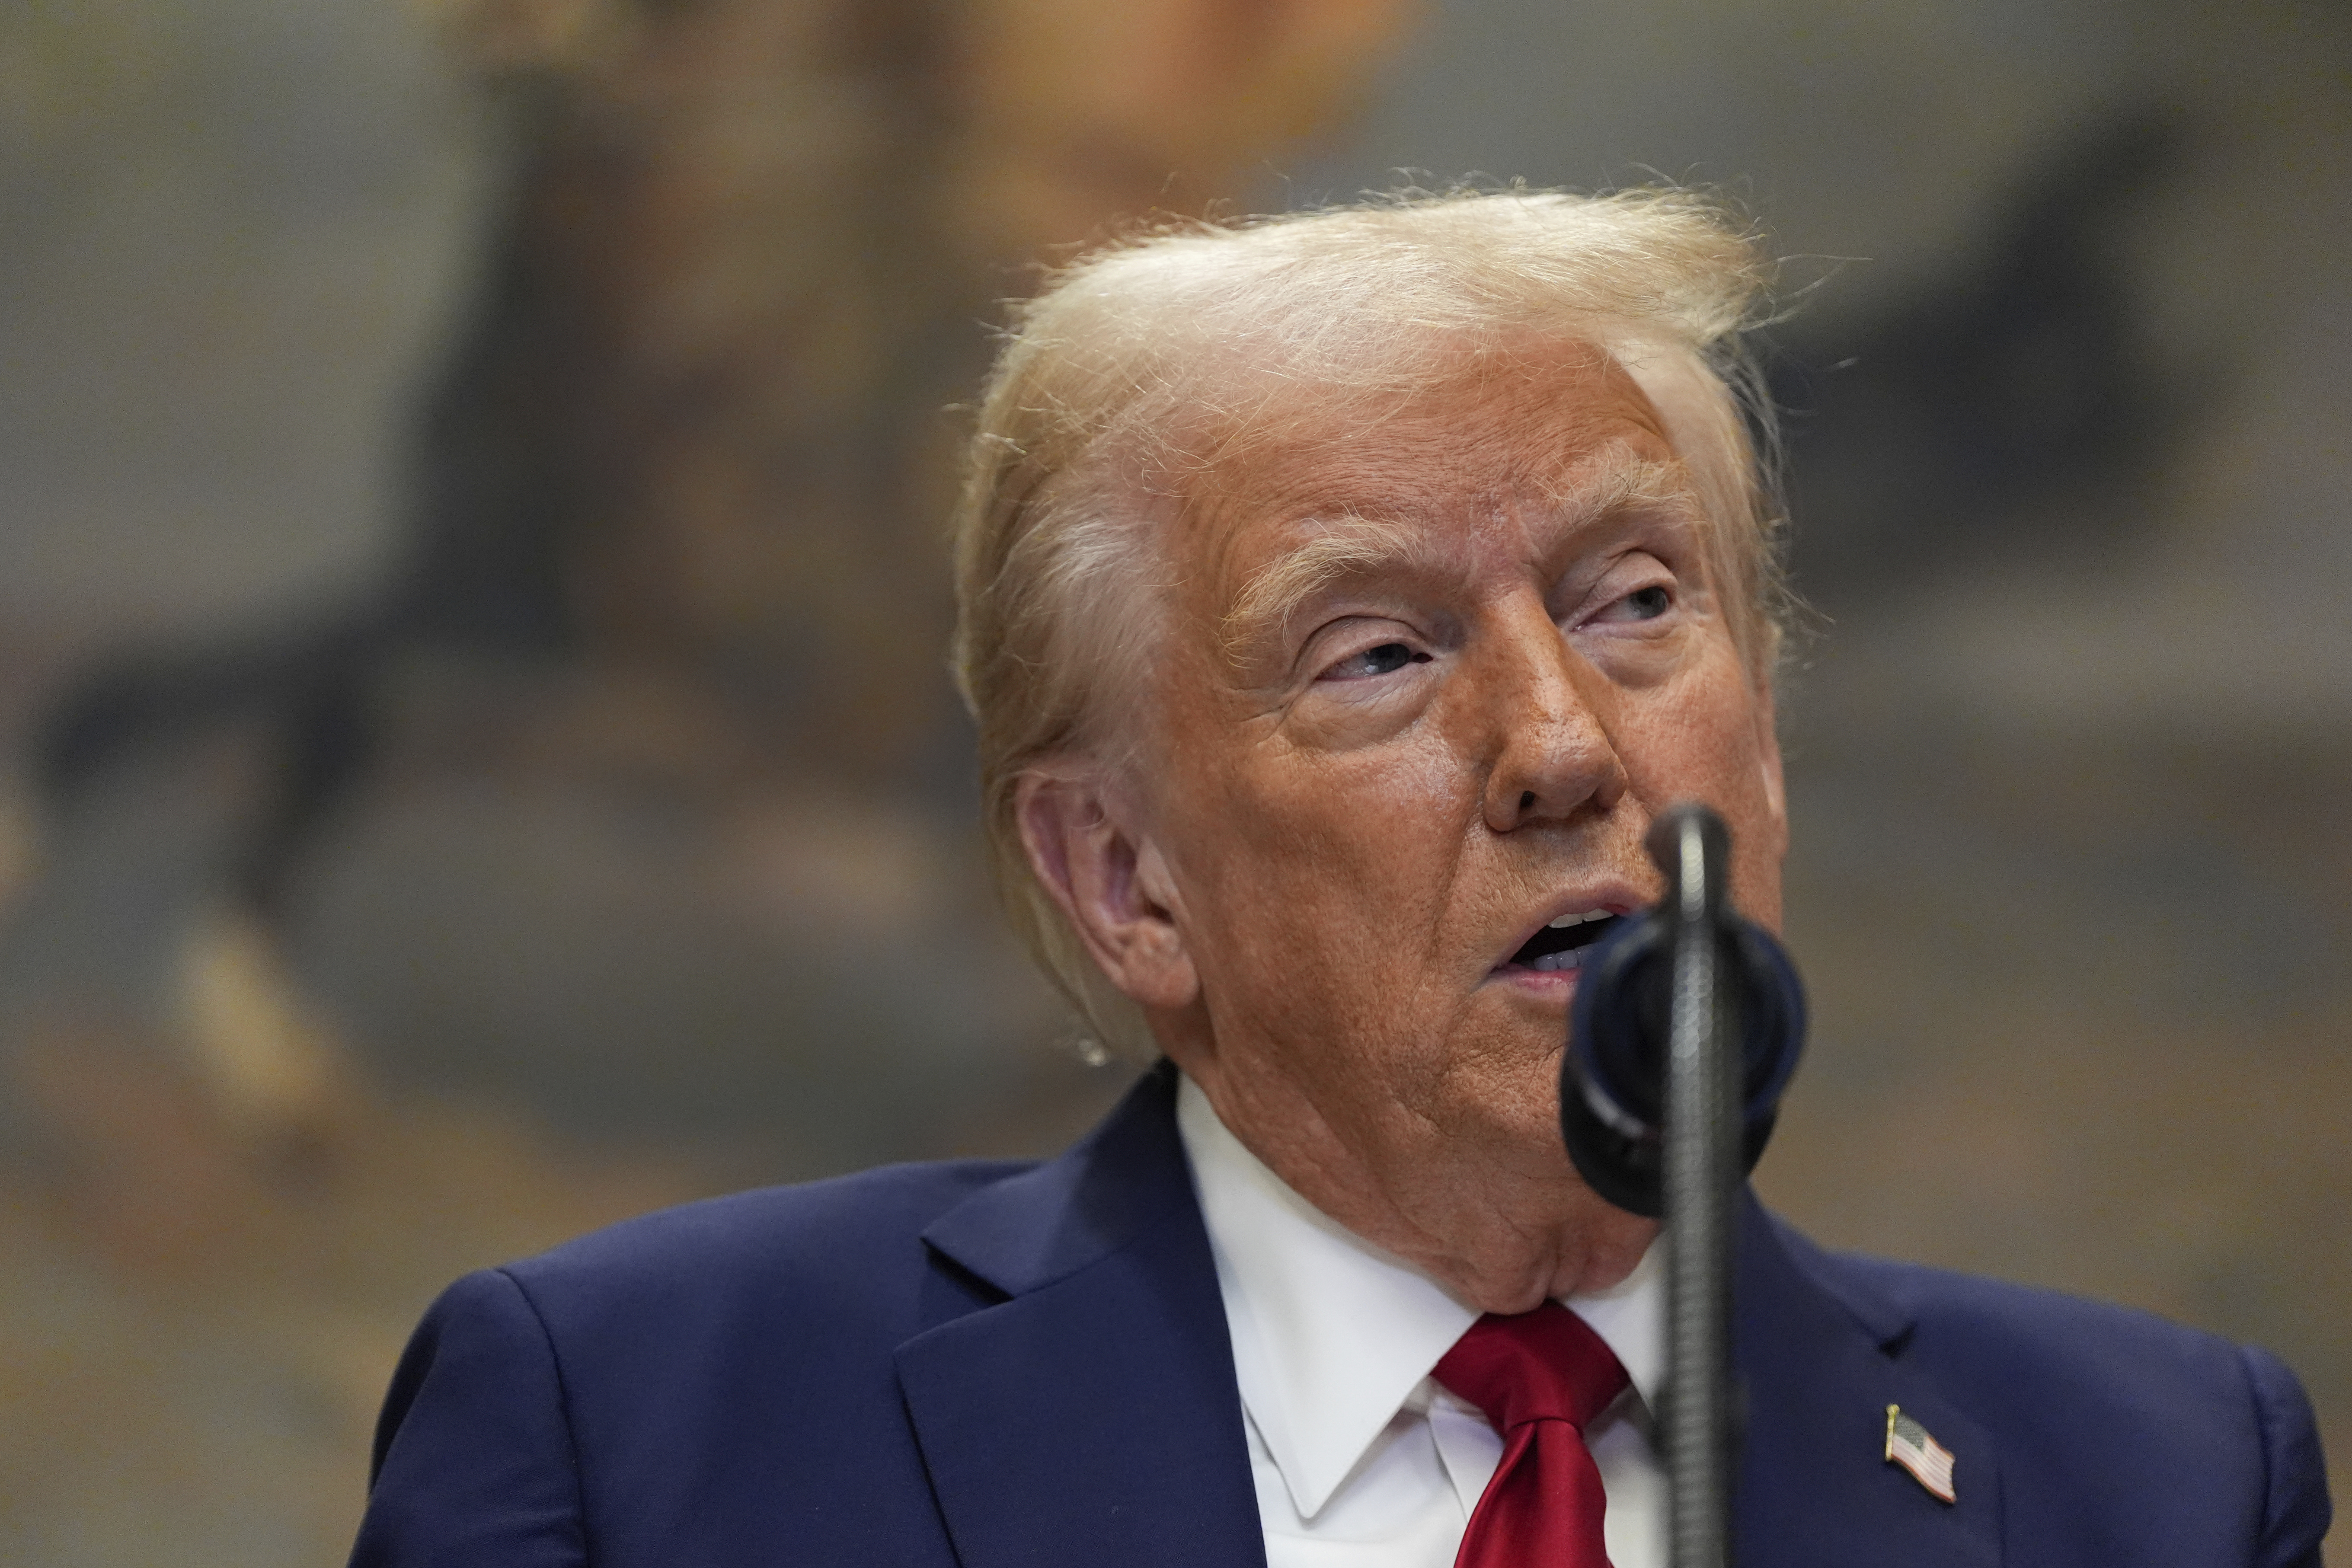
[1735,1194,2004,1568]
[897,1064,1266,1568]
[899,1070,2008,1568]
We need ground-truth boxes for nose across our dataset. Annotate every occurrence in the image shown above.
[1476,596,1629,834]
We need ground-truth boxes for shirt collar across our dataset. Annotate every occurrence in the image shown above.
[1174,1072,1664,1521]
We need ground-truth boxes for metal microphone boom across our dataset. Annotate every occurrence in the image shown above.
[1558,804,1808,1568]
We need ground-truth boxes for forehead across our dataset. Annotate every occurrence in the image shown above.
[1172,337,1687,601]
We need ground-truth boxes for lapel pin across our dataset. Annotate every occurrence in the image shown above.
[1884,1404,1957,1504]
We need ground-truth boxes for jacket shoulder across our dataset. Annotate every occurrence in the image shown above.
[510,1157,1029,1296]
[358,1158,1037,1567]
[1786,1226,2331,1566]
[478,1156,1032,1366]
[1808,1236,2236,1370]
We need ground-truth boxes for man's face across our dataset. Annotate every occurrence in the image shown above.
[1124,337,1787,1311]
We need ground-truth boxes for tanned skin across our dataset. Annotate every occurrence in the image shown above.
[1018,338,1786,1315]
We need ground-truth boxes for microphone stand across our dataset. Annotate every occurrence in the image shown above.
[1562,803,1803,1567]
[1653,805,1739,1568]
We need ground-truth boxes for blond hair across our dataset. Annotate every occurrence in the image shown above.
[951,187,1785,1058]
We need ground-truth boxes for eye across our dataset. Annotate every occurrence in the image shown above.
[1323,641,1430,681]
[1594,583,1673,623]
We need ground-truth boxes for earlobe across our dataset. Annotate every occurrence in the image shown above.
[1014,770,1200,1010]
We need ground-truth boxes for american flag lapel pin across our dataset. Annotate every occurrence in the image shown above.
[1884,1404,1958,1504]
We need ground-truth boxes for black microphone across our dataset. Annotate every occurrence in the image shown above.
[1558,808,1808,1219]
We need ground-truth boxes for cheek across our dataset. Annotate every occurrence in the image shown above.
[1192,719,1468,901]
[1616,666,1784,920]
[1173,734,1475,1022]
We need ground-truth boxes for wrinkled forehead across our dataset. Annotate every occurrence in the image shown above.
[1160,335,1704,609]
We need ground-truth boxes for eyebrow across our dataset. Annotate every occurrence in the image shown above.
[1221,454,1700,654]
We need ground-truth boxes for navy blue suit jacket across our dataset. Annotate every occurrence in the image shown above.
[351,1064,2330,1566]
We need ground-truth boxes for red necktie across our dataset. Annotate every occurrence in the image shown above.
[1433,1302,1629,1568]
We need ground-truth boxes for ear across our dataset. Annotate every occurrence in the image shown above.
[1014,769,1200,1011]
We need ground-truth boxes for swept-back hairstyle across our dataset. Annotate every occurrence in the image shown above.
[951,187,1785,1058]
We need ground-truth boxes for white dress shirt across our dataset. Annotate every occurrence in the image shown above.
[1175,1074,1666,1568]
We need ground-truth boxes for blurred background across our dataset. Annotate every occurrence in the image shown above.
[0,0,2344,1559]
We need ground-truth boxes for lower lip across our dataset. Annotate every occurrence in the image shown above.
[1489,963,1584,1002]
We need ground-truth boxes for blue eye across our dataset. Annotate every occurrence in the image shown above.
[1329,641,1426,680]
[1624,585,1671,619]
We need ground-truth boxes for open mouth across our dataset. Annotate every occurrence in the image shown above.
[1501,908,1624,974]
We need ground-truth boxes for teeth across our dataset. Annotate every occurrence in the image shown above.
[1528,949,1585,972]
[1546,907,1612,929]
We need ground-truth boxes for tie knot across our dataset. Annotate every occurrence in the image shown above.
[1433,1302,1628,1435]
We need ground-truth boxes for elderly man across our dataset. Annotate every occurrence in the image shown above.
[349,191,2330,1568]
